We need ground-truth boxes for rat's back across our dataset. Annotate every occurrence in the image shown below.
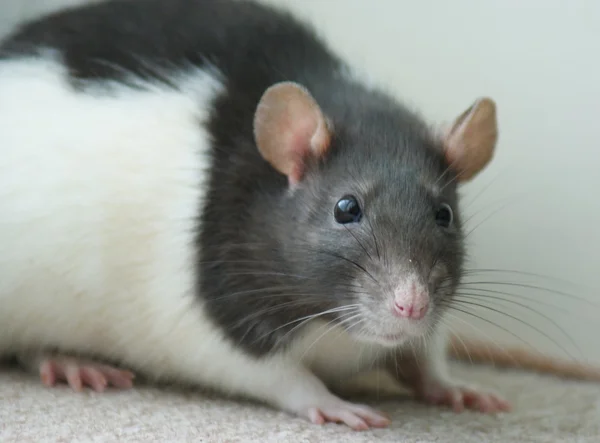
[0,0,340,98]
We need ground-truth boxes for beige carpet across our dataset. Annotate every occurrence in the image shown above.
[1,362,599,443]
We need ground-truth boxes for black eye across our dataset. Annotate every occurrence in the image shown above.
[435,203,453,228]
[334,195,362,224]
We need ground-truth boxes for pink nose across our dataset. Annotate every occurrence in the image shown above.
[393,300,429,320]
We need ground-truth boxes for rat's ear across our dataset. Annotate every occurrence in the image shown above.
[253,81,332,186]
[442,97,498,182]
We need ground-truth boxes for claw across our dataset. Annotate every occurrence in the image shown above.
[419,378,511,414]
[304,401,390,430]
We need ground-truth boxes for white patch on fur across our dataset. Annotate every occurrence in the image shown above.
[0,54,224,375]
[0,53,392,415]
[289,321,387,383]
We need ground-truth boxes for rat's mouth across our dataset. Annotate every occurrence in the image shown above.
[354,322,431,347]
[352,331,408,347]
[375,333,408,346]
[381,333,403,341]
[341,308,431,347]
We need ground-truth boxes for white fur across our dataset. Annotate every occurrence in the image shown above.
[0,53,399,418]
[0,54,222,372]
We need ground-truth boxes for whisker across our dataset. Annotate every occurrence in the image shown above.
[282,306,361,344]
[437,311,523,369]
[461,167,508,210]
[266,243,382,286]
[410,340,422,374]
[214,271,315,281]
[365,215,381,261]
[464,199,518,238]
[434,163,454,186]
[344,225,374,263]
[446,299,577,360]
[233,299,336,329]
[453,293,581,355]
[254,305,360,345]
[235,302,317,341]
[439,161,466,192]
[455,287,591,319]
[460,268,596,293]
[315,249,379,285]
[214,271,365,291]
[298,313,363,361]
[438,303,541,355]
[461,195,518,227]
[458,281,600,308]
[350,318,370,374]
[211,285,361,302]
[212,286,318,301]
[233,299,354,338]
[437,315,473,364]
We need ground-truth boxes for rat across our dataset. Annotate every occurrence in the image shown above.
[0,0,597,431]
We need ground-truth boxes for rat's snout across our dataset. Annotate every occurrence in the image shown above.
[392,279,430,320]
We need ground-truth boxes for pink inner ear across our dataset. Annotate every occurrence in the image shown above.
[253,82,331,185]
[288,114,331,185]
[288,130,311,185]
[442,97,498,182]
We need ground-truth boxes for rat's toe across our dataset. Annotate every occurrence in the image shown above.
[33,354,134,392]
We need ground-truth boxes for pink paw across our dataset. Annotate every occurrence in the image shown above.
[306,401,391,431]
[39,357,135,392]
[418,380,511,413]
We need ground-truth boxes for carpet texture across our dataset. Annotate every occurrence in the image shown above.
[1,362,599,443]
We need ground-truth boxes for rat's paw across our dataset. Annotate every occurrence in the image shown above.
[39,356,135,392]
[302,400,391,431]
[417,378,511,413]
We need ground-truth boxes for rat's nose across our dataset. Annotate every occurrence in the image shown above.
[393,300,429,319]
[392,281,430,320]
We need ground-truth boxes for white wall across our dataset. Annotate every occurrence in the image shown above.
[0,0,104,40]
[2,0,600,364]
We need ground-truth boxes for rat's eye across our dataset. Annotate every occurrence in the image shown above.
[435,203,453,228]
[334,195,362,224]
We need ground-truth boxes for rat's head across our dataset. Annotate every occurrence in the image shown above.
[253,81,497,348]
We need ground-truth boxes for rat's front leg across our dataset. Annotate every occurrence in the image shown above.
[229,357,391,431]
[389,328,511,413]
